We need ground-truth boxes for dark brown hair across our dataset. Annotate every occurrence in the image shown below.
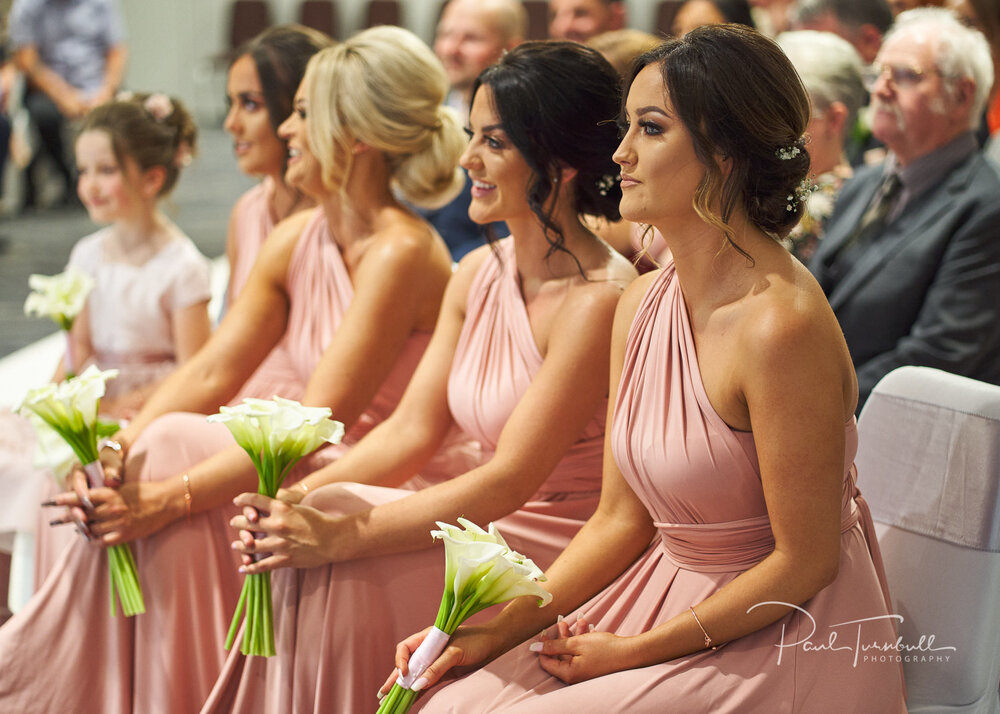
[233,24,334,135]
[78,92,198,196]
[472,40,623,263]
[626,24,811,249]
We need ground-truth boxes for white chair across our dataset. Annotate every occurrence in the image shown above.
[857,366,1000,713]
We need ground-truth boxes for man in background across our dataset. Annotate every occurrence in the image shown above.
[9,0,126,209]
[809,8,1000,409]
[548,0,625,43]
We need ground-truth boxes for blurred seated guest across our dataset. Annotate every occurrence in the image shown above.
[777,30,866,260]
[889,0,945,14]
[748,0,794,36]
[394,25,905,713]
[673,0,755,36]
[586,28,660,77]
[9,0,127,209]
[949,0,1000,151]
[793,0,892,65]
[548,0,625,43]
[810,8,1000,410]
[427,0,524,260]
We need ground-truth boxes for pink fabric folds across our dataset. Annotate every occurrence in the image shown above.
[202,238,606,714]
[416,262,907,714]
[0,209,435,713]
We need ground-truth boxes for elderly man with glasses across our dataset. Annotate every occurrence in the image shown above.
[809,7,1000,411]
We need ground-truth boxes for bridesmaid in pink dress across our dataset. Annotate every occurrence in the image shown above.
[0,27,469,714]
[395,26,907,712]
[29,25,332,590]
[201,41,636,714]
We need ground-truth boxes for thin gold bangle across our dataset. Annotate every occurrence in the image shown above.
[181,473,193,520]
[689,607,718,651]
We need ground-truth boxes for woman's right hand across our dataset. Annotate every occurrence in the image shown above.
[378,624,508,697]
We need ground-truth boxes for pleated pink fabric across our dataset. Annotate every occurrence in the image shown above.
[0,209,435,714]
[228,179,308,406]
[201,238,606,714]
[416,263,907,713]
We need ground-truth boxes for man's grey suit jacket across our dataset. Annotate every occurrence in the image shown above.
[809,151,1000,409]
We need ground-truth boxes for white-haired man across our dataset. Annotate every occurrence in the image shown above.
[810,8,1000,410]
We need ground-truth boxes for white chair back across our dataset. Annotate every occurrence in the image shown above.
[857,366,1000,713]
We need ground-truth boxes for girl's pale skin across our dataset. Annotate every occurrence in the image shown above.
[383,62,858,692]
[225,84,637,575]
[53,79,454,547]
[61,129,212,415]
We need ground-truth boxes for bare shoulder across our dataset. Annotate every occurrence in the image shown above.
[738,259,854,397]
[363,210,453,275]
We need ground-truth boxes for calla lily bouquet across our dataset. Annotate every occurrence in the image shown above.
[377,518,552,714]
[209,396,344,657]
[17,365,145,616]
[24,267,94,377]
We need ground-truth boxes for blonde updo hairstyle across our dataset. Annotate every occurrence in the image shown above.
[304,26,465,209]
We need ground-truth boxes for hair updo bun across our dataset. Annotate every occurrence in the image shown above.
[304,26,465,208]
[79,91,198,197]
[391,104,466,209]
[626,25,811,248]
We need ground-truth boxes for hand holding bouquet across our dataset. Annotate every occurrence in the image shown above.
[18,365,145,616]
[209,396,344,656]
[377,518,552,713]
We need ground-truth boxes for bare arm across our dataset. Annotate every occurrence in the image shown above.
[235,254,632,572]
[533,281,853,683]
[89,44,126,107]
[14,46,87,118]
[74,214,455,545]
[115,213,306,445]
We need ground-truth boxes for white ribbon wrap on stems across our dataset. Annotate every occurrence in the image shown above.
[82,460,105,488]
[64,331,75,375]
[396,626,451,689]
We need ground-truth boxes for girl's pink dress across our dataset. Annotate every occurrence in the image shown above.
[11,225,212,583]
[416,263,907,713]
[201,238,607,714]
[0,209,440,713]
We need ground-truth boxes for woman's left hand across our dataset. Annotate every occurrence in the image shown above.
[533,618,635,684]
[229,492,335,573]
[49,479,179,546]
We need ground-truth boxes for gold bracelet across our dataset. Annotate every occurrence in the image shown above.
[181,473,193,520]
[689,607,718,651]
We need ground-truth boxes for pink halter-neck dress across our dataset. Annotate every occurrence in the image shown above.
[201,238,606,714]
[416,263,907,713]
[0,209,436,714]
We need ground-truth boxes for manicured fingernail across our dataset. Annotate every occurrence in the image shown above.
[41,499,57,506]
[412,677,428,692]
[528,642,543,652]
[377,688,386,701]
[589,624,596,632]
[81,494,94,511]
[557,614,564,624]
[238,566,247,574]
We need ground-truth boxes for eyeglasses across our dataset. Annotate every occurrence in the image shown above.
[862,63,941,91]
